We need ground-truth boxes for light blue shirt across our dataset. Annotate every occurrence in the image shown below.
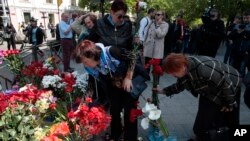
[59,20,72,39]
[32,28,37,43]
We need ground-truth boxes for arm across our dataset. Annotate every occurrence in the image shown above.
[70,14,88,35]
[109,47,136,92]
[138,17,147,42]
[59,22,71,35]
[155,22,169,39]
[162,78,186,96]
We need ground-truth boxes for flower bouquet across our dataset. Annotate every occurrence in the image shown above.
[0,56,112,141]
[0,49,26,86]
[144,59,168,141]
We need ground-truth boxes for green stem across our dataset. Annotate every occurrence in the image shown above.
[158,117,169,137]
[152,74,160,106]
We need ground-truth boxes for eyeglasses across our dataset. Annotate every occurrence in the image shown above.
[117,15,125,19]
[156,13,162,16]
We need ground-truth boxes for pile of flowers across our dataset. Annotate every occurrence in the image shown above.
[0,53,111,140]
[0,49,25,86]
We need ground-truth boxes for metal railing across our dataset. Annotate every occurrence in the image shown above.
[0,39,62,91]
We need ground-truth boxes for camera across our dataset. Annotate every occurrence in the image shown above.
[239,24,246,30]
[201,8,212,24]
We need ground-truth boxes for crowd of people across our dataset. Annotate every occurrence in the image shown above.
[1,0,250,140]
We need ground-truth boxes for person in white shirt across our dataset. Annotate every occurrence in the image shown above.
[138,8,155,44]
[59,12,74,72]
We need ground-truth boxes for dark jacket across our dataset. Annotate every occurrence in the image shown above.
[163,56,241,108]
[28,27,45,45]
[198,19,225,57]
[87,14,133,50]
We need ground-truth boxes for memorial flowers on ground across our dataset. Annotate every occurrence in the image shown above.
[0,54,111,140]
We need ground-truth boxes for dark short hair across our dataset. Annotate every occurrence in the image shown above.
[111,0,128,13]
[148,8,155,14]
[30,17,37,22]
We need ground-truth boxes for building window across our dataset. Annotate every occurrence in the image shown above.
[46,0,53,3]
[23,12,31,23]
[71,0,76,6]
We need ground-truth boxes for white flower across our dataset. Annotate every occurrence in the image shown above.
[73,73,89,93]
[34,127,46,140]
[148,109,161,120]
[142,102,157,113]
[141,117,150,129]
[42,75,63,88]
[35,98,50,113]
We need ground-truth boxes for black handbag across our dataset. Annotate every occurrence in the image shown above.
[111,61,150,99]
[130,74,148,99]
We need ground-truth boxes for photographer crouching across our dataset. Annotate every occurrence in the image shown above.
[198,8,225,57]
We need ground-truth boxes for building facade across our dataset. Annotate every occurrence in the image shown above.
[0,0,80,31]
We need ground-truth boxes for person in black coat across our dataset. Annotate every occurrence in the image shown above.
[198,8,225,57]
[26,18,46,60]
[4,22,16,50]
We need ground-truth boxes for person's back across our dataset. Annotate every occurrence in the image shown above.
[137,8,155,44]
[164,20,175,56]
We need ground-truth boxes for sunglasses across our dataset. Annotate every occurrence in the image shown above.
[117,15,125,19]
[156,13,162,16]
[210,14,216,18]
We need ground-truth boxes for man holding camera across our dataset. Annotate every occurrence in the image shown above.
[198,8,225,57]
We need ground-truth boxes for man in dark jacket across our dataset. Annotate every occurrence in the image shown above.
[198,8,225,57]
[87,2,133,51]
[26,18,46,60]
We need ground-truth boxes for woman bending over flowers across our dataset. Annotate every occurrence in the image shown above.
[73,40,141,141]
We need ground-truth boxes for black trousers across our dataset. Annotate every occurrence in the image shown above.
[110,86,138,141]
[193,90,241,140]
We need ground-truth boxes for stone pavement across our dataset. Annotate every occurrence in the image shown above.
[1,38,250,141]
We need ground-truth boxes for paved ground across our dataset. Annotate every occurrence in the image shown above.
[1,37,250,141]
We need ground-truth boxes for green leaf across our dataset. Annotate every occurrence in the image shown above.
[15,115,22,121]
[6,129,16,137]
[158,117,169,138]
[0,131,9,140]
[0,121,5,126]
[27,129,35,135]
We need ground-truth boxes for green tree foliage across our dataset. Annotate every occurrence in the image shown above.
[78,0,250,26]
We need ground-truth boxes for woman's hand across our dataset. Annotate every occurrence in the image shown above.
[152,86,165,95]
[220,106,233,112]
[123,78,133,92]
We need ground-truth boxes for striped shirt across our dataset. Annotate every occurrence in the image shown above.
[163,56,242,107]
